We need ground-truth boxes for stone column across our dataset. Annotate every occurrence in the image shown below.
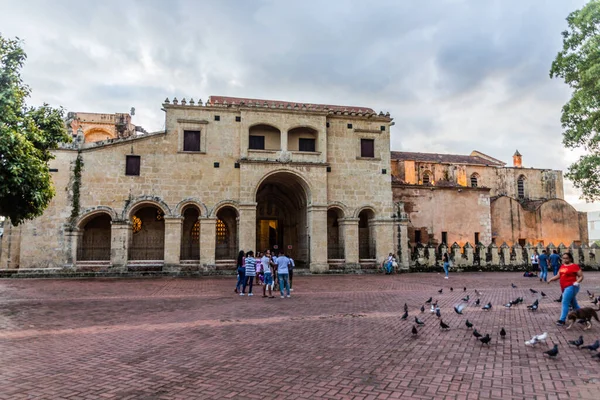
[63,226,82,270]
[451,243,462,266]
[339,218,359,267]
[500,243,510,266]
[581,244,592,266]
[512,244,523,266]
[397,220,409,271]
[238,203,257,253]
[373,219,395,268]
[463,243,474,265]
[488,243,499,266]
[199,217,217,268]
[569,243,581,265]
[308,204,328,273]
[426,244,437,267]
[163,217,182,272]
[476,243,487,268]
[110,220,130,272]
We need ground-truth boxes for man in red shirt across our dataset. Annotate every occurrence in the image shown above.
[548,252,584,326]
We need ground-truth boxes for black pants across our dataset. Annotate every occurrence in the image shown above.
[289,269,293,288]
[242,276,254,294]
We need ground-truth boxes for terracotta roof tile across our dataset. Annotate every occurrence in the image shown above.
[208,96,375,113]
[391,151,505,166]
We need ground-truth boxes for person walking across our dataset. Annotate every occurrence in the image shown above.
[442,252,450,279]
[235,250,245,294]
[538,250,549,282]
[262,250,275,298]
[242,251,256,296]
[549,250,561,276]
[287,254,295,291]
[547,252,584,326]
[276,253,291,298]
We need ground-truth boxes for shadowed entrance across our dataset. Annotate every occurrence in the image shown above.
[255,172,310,267]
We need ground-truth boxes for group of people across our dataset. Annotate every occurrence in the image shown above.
[382,253,399,274]
[530,249,562,281]
[234,250,294,298]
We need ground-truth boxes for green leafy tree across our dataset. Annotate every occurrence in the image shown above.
[0,35,71,225]
[550,0,600,202]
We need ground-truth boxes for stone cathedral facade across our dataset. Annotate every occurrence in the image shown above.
[0,95,589,273]
[1,96,398,272]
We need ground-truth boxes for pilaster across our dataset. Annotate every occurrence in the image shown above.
[308,204,328,273]
[339,218,359,265]
[200,217,217,267]
[372,219,395,266]
[238,203,257,253]
[110,220,130,271]
[64,227,82,270]
[164,217,183,271]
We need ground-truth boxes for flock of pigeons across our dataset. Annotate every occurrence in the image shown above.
[403,284,600,361]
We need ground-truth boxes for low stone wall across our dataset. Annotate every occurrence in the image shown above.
[407,242,600,272]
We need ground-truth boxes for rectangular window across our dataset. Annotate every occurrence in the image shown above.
[183,130,201,152]
[441,231,448,245]
[125,155,140,176]
[249,135,265,150]
[298,138,316,152]
[214,115,220,121]
[474,232,480,244]
[414,230,422,244]
[235,116,241,122]
[360,139,375,158]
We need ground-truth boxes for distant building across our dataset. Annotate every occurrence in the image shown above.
[587,210,600,245]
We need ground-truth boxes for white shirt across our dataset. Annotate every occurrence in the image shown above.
[261,256,272,273]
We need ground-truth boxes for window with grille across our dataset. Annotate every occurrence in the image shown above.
[216,219,228,244]
[249,135,265,150]
[192,221,200,240]
[298,138,316,152]
[442,231,448,245]
[183,130,201,152]
[422,173,430,185]
[360,139,374,158]
[470,174,478,188]
[517,177,525,199]
[125,155,140,176]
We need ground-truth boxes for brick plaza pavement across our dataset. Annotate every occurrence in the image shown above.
[1,272,600,400]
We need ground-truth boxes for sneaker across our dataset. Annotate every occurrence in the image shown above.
[286,295,291,298]
[280,295,285,298]
[444,276,449,279]
[556,320,565,326]
[290,288,294,291]
[248,293,253,296]
[240,293,245,296]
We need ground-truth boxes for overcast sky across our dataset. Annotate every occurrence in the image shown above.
[0,0,595,208]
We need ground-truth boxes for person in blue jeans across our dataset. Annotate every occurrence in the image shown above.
[538,250,549,282]
[547,252,584,326]
[276,253,291,298]
[235,250,245,294]
[549,250,561,276]
[442,252,450,279]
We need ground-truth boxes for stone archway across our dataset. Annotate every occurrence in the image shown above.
[77,213,111,261]
[215,206,238,260]
[358,209,376,259]
[255,172,310,266]
[180,206,200,261]
[327,208,344,260]
[128,206,165,261]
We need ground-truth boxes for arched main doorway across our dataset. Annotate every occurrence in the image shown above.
[77,213,111,261]
[256,172,310,267]
[358,209,375,260]
[180,206,200,261]
[215,206,238,260]
[128,205,165,261]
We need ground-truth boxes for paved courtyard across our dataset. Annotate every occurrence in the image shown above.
[1,272,600,400]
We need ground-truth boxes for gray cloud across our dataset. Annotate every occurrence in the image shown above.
[0,0,591,204]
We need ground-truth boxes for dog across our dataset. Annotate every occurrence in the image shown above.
[566,308,599,330]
